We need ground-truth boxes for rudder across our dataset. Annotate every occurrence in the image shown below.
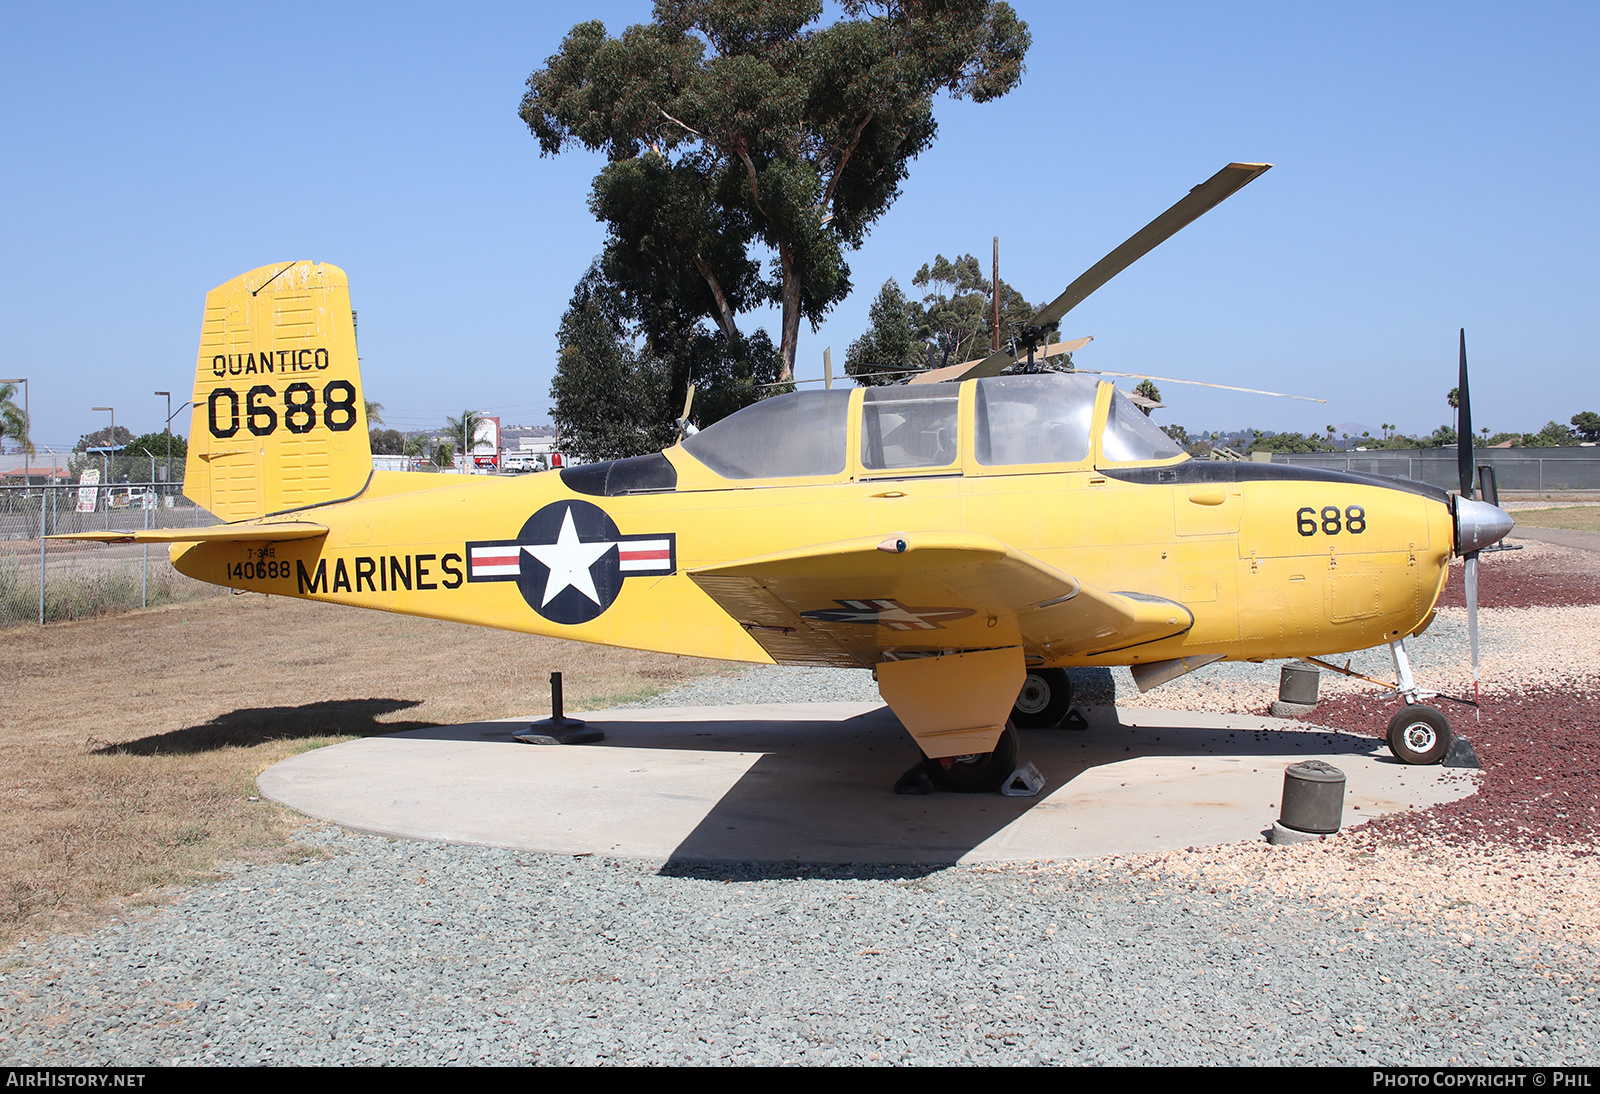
[185,262,371,522]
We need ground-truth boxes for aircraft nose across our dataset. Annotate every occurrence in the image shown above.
[1454,496,1515,555]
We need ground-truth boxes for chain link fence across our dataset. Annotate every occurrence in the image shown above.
[1271,448,1600,492]
[0,482,226,627]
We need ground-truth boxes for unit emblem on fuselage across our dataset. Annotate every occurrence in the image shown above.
[466,500,675,625]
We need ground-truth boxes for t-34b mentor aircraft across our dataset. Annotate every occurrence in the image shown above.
[65,163,1513,792]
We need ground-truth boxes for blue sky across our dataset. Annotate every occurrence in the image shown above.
[2,2,1595,452]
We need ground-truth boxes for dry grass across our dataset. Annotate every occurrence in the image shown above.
[1510,505,1600,532]
[0,593,735,943]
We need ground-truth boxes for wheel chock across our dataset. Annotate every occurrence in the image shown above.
[1444,735,1481,769]
[1000,761,1046,797]
[894,767,935,795]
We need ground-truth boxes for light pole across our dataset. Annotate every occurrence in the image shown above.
[155,391,171,486]
[153,391,189,489]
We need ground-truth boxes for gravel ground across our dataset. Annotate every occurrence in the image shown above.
[2,539,1597,1066]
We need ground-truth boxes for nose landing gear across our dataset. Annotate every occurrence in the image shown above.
[1383,639,1464,766]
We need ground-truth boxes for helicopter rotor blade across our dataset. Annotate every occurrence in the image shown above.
[675,382,697,440]
[1027,162,1273,334]
[1064,368,1324,402]
[905,349,1016,386]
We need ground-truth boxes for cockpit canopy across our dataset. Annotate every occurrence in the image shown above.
[680,373,1184,480]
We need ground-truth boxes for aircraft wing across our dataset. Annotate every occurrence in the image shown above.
[688,532,1192,667]
[49,521,329,545]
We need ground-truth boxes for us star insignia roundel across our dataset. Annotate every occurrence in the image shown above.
[465,500,675,625]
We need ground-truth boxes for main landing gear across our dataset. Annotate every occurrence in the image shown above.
[1011,669,1073,729]
[920,722,1021,793]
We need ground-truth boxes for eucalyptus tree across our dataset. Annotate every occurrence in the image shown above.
[520,0,1031,387]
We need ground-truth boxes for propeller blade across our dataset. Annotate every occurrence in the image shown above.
[1457,328,1475,498]
[1465,553,1480,676]
[1465,550,1480,713]
[1026,162,1273,333]
[1065,368,1325,402]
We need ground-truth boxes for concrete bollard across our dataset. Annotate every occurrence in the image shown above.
[1269,663,1320,717]
[1268,759,1346,845]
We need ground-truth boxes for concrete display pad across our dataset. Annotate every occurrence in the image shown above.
[257,703,1478,864]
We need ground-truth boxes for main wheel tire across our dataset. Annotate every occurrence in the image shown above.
[1387,704,1452,765]
[922,722,1020,793]
[1012,669,1073,728]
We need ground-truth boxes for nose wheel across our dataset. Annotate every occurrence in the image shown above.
[1387,704,1453,765]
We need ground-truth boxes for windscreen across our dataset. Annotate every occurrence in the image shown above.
[1100,387,1186,462]
[974,374,1098,466]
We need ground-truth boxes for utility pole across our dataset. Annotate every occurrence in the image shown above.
[992,237,1001,353]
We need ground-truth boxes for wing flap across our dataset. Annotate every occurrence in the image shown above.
[689,532,1192,665]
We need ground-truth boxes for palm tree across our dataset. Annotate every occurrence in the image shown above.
[444,410,485,472]
[364,399,384,426]
[0,382,30,456]
[1133,379,1161,416]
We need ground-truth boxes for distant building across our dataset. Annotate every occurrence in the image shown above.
[0,452,72,484]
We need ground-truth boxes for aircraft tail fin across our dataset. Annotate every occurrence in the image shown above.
[184,262,372,522]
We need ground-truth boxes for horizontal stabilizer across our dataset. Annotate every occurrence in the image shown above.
[49,521,328,545]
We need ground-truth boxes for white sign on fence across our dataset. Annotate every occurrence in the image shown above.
[76,469,100,513]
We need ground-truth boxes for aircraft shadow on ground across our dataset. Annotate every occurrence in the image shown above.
[509,704,1390,879]
[97,697,437,756]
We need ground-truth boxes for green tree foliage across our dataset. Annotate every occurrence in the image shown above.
[369,429,406,455]
[551,264,677,463]
[120,432,187,481]
[71,429,189,482]
[520,1,1031,381]
[845,253,1049,383]
[1570,411,1600,442]
[1522,420,1576,448]
[0,383,30,456]
[1134,379,1162,415]
[1247,431,1333,455]
[444,410,486,470]
[844,279,922,385]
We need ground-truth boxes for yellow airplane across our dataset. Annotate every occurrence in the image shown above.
[62,163,1513,792]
